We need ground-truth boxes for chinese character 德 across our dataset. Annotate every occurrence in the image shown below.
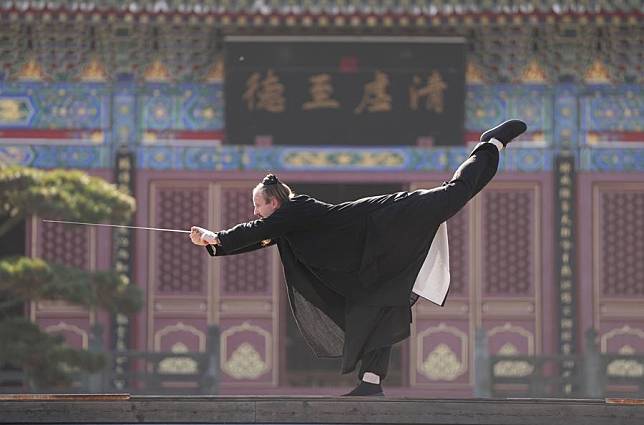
[242,69,286,112]
[354,70,392,114]
[303,74,340,110]
[409,71,447,113]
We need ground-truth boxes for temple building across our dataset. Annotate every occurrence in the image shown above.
[0,0,641,396]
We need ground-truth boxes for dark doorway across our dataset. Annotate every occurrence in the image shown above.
[0,218,26,257]
[280,182,408,388]
[0,217,26,318]
[0,217,27,389]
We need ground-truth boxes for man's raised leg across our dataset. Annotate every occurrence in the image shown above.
[436,119,527,223]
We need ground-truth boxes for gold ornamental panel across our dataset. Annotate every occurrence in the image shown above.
[44,321,89,350]
[158,342,199,375]
[220,321,272,380]
[154,321,206,352]
[601,325,644,378]
[416,322,468,381]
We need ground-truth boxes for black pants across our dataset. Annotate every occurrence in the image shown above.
[359,346,392,380]
[436,142,499,223]
[358,144,499,381]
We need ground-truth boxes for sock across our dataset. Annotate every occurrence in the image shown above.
[362,372,380,384]
[489,138,504,152]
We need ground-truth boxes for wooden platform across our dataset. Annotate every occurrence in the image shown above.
[1,395,643,424]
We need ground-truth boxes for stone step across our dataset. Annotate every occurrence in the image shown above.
[1,395,643,424]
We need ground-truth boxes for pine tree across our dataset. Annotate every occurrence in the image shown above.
[0,166,141,389]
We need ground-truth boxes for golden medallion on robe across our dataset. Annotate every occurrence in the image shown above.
[260,239,272,247]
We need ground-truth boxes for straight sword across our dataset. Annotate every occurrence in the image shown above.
[42,219,191,234]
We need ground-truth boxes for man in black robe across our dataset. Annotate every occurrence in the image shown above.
[190,119,527,396]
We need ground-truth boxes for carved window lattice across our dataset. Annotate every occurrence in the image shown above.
[447,207,468,296]
[40,221,89,269]
[2,20,94,81]
[469,25,535,83]
[601,191,644,296]
[483,190,533,296]
[156,188,207,293]
[220,188,270,295]
[468,22,640,84]
[0,14,639,84]
[0,19,218,81]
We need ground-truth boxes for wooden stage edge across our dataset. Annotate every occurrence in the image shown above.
[1,395,644,424]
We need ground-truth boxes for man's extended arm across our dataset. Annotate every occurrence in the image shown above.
[190,204,295,252]
[190,226,276,256]
[205,238,276,257]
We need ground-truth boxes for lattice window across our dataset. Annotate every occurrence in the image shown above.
[483,190,533,296]
[40,221,89,269]
[0,20,23,78]
[467,22,639,84]
[97,22,147,79]
[601,191,644,296]
[220,187,271,295]
[156,187,208,293]
[1,13,639,83]
[101,23,218,81]
[605,24,643,84]
[3,21,96,81]
[447,207,468,296]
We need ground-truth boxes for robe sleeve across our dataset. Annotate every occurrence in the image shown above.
[215,207,295,252]
[205,239,277,257]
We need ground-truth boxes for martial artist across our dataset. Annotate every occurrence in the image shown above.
[190,119,527,396]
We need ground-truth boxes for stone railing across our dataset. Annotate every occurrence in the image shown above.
[0,326,220,395]
[475,328,644,398]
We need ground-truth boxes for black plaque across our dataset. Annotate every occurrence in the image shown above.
[111,148,135,390]
[225,36,466,147]
[555,154,577,395]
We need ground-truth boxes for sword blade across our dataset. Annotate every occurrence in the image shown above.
[42,219,191,234]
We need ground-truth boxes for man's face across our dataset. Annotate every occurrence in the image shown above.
[253,191,280,219]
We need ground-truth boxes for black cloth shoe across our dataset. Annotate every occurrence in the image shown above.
[479,119,527,146]
[341,381,385,397]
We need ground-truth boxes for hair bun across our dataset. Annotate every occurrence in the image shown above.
[262,174,279,185]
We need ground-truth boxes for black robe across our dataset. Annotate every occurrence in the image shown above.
[206,188,449,373]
